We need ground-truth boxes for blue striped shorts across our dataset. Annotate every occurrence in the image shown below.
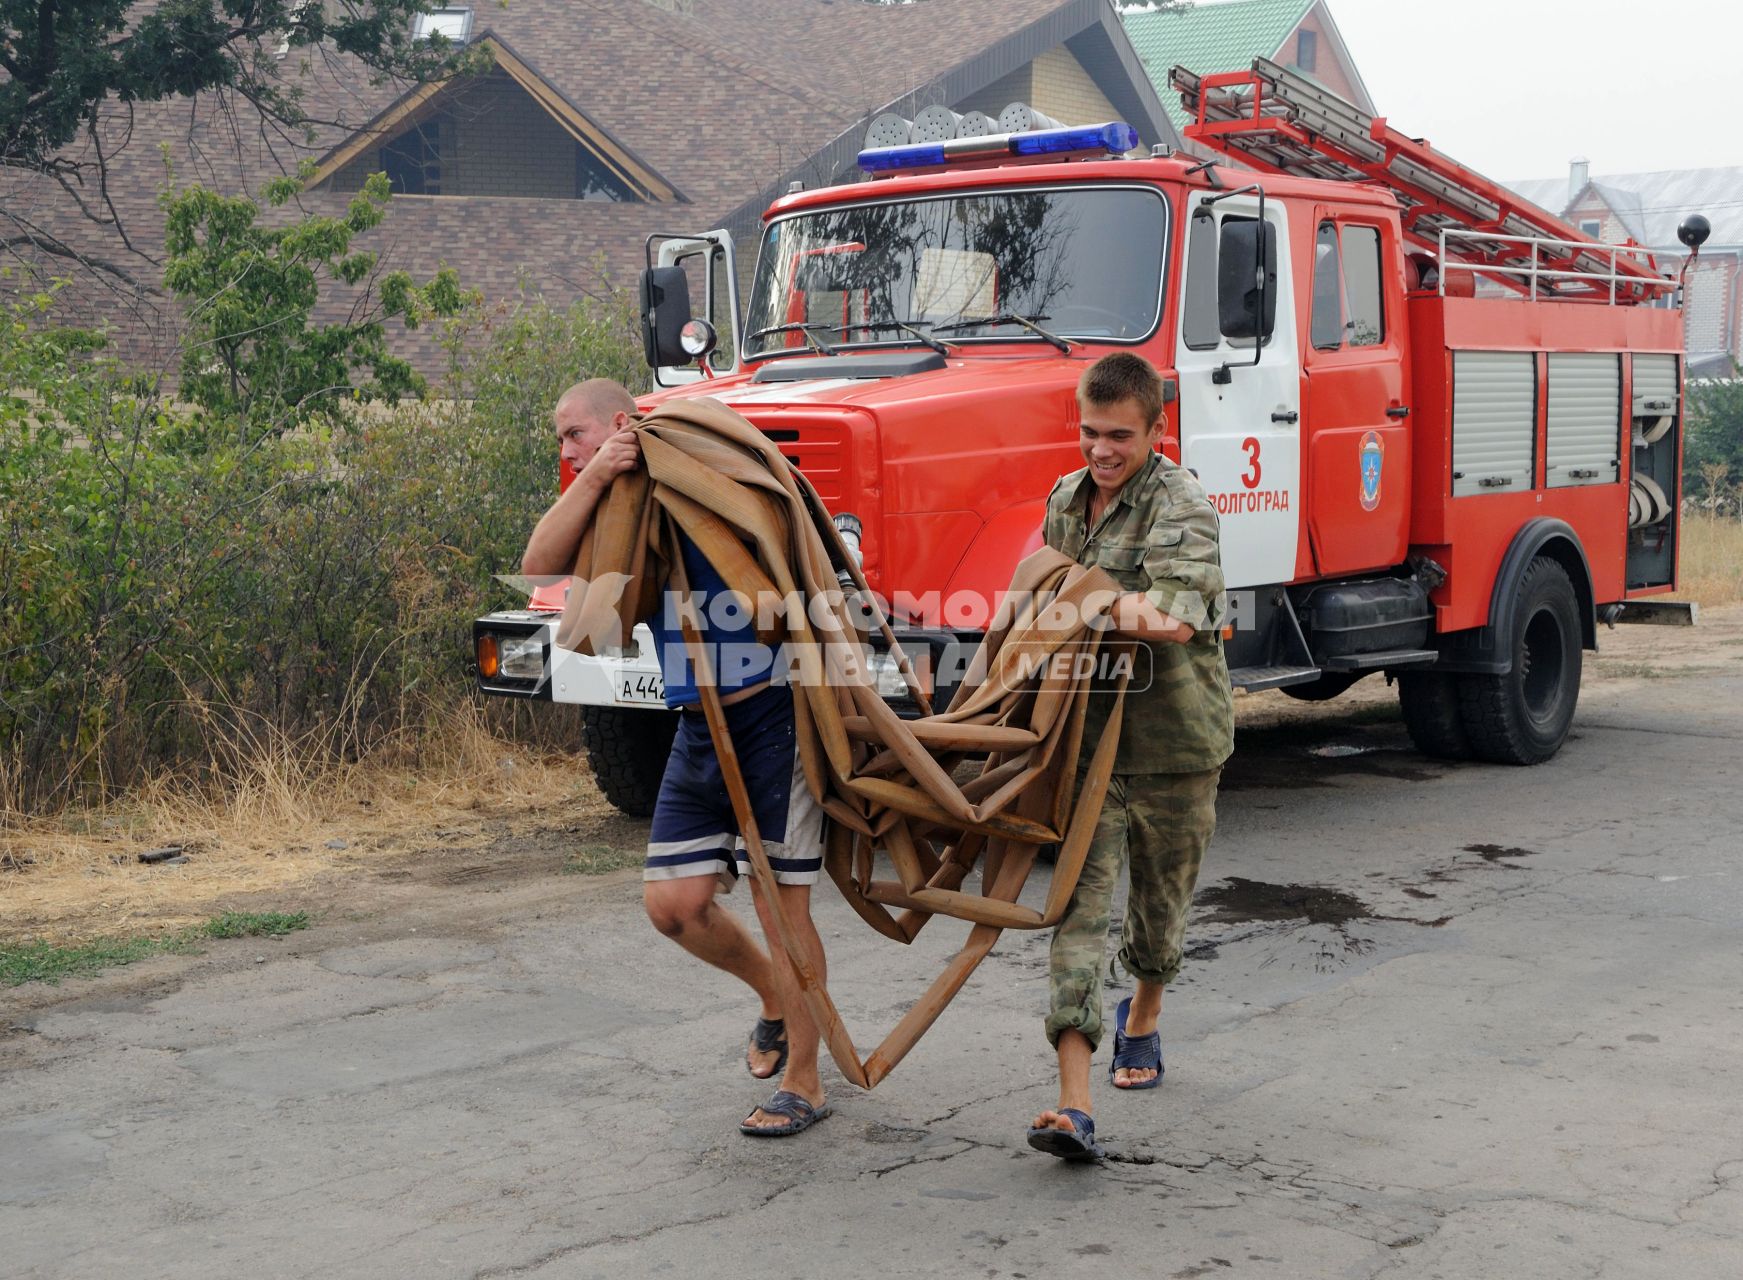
[644,684,825,888]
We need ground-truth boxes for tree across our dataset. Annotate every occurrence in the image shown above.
[161,166,472,436]
[1685,365,1743,509]
[1,2,487,280]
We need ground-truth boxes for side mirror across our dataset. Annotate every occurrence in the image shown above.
[639,266,693,368]
[1217,219,1277,340]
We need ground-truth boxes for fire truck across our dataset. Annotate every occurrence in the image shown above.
[474,58,1703,816]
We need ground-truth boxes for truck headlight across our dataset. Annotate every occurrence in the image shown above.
[866,650,909,700]
[499,633,546,681]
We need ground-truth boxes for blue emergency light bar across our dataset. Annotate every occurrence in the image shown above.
[857,121,1139,174]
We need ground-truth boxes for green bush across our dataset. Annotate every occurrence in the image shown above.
[1,246,646,814]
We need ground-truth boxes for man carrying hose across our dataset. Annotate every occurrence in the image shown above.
[522,378,832,1138]
[1025,354,1235,1161]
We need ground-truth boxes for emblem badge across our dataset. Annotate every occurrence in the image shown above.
[1359,430,1384,512]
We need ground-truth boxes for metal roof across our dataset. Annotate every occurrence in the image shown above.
[1506,167,1743,249]
[1123,0,1315,133]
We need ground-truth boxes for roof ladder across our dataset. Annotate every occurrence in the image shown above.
[1169,58,1674,304]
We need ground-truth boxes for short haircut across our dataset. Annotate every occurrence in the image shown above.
[553,378,637,427]
[1077,352,1165,427]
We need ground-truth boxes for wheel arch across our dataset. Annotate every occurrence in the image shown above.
[1436,519,1595,674]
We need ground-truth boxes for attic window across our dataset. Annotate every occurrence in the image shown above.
[1580,219,1602,237]
[413,7,472,44]
[1296,29,1318,72]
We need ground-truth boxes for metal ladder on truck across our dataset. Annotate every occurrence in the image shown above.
[1169,58,1675,304]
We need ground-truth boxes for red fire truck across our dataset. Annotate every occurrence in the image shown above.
[474,58,1702,816]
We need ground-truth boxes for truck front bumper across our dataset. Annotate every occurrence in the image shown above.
[472,613,970,713]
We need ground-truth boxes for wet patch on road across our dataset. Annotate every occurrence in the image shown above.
[1221,723,1443,790]
[1196,878,1374,929]
[1186,876,1456,972]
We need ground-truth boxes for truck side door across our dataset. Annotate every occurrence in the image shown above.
[1173,191,1301,590]
[1300,210,1409,577]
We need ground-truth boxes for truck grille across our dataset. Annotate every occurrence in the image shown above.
[761,424,848,505]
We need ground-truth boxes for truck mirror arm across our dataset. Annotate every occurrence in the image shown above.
[1204,184,1268,385]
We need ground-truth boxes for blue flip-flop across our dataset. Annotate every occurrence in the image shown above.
[746,1016,788,1079]
[1026,1107,1105,1161]
[1109,995,1163,1090]
[741,1089,832,1137]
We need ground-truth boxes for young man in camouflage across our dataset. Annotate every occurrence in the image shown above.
[1026,352,1235,1161]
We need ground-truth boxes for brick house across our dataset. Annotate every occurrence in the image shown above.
[3,0,1178,377]
[1508,163,1743,379]
[1122,0,1375,138]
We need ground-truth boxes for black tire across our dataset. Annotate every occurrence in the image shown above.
[580,707,678,816]
[1398,672,1471,761]
[1281,671,1362,702]
[1456,557,1583,765]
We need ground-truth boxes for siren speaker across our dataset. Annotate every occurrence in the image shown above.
[864,113,914,149]
[911,105,964,144]
[997,102,1064,133]
[955,111,995,138]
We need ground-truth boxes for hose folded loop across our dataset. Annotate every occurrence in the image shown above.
[556,396,1132,1087]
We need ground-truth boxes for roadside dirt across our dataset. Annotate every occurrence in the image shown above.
[4,604,1735,960]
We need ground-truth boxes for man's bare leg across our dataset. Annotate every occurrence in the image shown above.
[643,876,784,1075]
[1114,979,1163,1088]
[1032,1027,1095,1134]
[743,880,828,1130]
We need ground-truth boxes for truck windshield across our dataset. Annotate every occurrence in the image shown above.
[744,187,1168,357]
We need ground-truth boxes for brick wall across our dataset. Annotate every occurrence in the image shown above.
[1282,6,1363,108]
[1027,48,1123,126]
[1566,191,1632,246]
[1684,255,1737,361]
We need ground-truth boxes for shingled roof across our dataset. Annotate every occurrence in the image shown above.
[4,0,1177,372]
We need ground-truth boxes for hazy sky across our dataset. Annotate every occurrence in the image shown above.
[1320,0,1738,182]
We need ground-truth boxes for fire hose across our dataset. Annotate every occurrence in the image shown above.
[557,396,1131,1088]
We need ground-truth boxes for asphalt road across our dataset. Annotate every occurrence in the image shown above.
[5,649,1742,1279]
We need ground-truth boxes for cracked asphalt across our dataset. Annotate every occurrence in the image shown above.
[5,648,1743,1279]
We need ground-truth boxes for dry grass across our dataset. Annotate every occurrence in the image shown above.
[1681,513,1743,607]
[0,702,608,945]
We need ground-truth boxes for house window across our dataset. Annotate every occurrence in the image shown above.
[1297,29,1318,72]
[576,144,634,201]
[1580,219,1602,238]
[413,7,472,44]
[381,119,444,195]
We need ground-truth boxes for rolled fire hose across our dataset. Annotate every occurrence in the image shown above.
[557,397,1133,1089]
[1629,473,1671,528]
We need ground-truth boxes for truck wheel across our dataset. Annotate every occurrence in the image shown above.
[1397,672,1471,760]
[1457,557,1583,765]
[581,707,677,816]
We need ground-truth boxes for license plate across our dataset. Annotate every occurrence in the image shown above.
[614,672,666,706]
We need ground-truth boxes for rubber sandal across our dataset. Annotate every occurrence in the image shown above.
[740,1089,832,1137]
[1109,995,1163,1090]
[746,1016,788,1079]
[1026,1107,1105,1161]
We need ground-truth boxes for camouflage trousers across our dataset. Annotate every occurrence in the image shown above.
[1044,766,1222,1051]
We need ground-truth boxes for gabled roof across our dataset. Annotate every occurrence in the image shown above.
[1505,166,1743,249]
[307,32,683,202]
[1123,0,1372,135]
[1125,0,1308,133]
[297,0,1175,221]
